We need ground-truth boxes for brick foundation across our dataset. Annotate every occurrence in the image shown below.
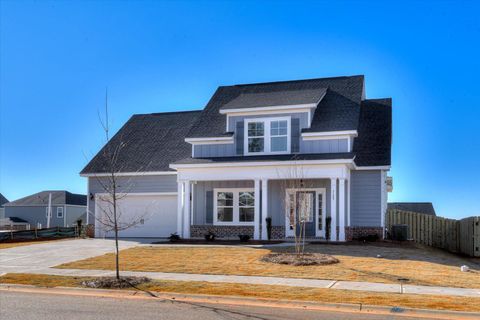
[345,226,384,241]
[190,225,285,240]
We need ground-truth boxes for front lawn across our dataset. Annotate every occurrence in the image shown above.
[1,273,480,312]
[56,243,480,289]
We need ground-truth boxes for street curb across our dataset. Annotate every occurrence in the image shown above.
[1,283,479,319]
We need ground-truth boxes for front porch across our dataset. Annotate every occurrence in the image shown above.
[172,161,353,241]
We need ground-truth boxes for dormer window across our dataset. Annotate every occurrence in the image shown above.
[244,116,291,155]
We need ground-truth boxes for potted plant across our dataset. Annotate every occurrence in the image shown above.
[204,231,216,241]
[238,234,250,242]
[169,233,181,242]
[266,217,272,240]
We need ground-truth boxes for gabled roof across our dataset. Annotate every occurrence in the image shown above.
[5,191,87,206]
[388,202,436,216]
[81,110,201,174]
[353,98,392,166]
[0,193,8,206]
[187,75,365,138]
[221,88,327,110]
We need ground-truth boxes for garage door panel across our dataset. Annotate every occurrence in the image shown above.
[96,194,177,237]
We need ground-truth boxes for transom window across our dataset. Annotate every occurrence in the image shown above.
[214,189,255,225]
[244,117,291,155]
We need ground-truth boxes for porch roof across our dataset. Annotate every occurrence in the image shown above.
[172,152,354,165]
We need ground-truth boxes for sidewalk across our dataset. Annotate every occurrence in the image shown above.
[20,267,480,298]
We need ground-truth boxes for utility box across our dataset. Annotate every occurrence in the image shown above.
[391,224,408,241]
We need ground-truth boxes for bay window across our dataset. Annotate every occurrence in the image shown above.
[214,189,255,225]
[245,117,290,155]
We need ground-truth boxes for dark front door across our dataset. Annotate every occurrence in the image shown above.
[295,191,316,237]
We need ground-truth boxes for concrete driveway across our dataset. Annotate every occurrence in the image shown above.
[0,239,141,274]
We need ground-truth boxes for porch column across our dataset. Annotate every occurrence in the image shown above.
[183,181,191,238]
[338,178,346,241]
[261,179,268,240]
[177,181,184,237]
[330,178,337,241]
[254,179,261,240]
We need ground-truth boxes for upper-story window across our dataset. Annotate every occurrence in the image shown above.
[244,117,291,155]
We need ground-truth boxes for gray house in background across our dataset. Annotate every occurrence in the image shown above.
[388,202,436,216]
[4,191,87,228]
[0,193,9,219]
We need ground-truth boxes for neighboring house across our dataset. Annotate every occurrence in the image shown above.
[388,202,436,216]
[82,75,392,241]
[0,193,8,219]
[4,191,87,228]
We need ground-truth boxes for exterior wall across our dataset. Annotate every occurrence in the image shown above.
[191,225,285,239]
[88,174,177,218]
[192,112,349,158]
[300,138,348,154]
[5,205,65,228]
[0,207,4,219]
[350,170,382,227]
[345,226,384,241]
[65,205,88,227]
[193,143,235,158]
[192,180,254,225]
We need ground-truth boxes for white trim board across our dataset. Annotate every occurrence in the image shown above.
[81,171,177,177]
[219,103,318,115]
[185,136,234,145]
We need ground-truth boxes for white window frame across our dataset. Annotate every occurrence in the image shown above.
[244,116,291,155]
[57,207,64,218]
[213,188,255,226]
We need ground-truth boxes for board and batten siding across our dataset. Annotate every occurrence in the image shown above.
[300,138,349,154]
[88,175,177,218]
[350,170,382,226]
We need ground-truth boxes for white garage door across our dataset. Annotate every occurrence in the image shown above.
[95,194,177,238]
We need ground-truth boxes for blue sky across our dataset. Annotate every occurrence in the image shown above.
[1,1,479,219]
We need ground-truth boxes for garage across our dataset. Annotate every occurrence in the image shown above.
[95,193,177,238]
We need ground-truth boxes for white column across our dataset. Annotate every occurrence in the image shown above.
[330,178,337,241]
[339,178,346,241]
[254,179,261,240]
[177,181,184,237]
[183,181,191,238]
[261,179,268,240]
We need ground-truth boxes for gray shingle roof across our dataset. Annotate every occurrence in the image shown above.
[81,110,202,174]
[173,152,354,165]
[187,75,365,138]
[353,98,392,167]
[388,203,436,216]
[5,191,87,206]
[221,88,327,110]
[0,193,8,206]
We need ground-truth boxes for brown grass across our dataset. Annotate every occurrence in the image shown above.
[57,244,480,288]
[1,273,479,312]
[0,239,66,250]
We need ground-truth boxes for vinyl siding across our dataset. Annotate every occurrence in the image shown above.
[350,170,382,226]
[4,205,66,228]
[88,175,177,218]
[300,138,348,153]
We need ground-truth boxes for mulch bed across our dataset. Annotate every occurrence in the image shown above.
[81,276,150,289]
[154,239,285,245]
[261,253,339,266]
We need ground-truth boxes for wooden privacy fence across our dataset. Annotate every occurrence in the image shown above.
[386,209,480,257]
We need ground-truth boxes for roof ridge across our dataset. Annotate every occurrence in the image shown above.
[226,75,364,88]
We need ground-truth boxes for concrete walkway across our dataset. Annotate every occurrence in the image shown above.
[1,239,480,298]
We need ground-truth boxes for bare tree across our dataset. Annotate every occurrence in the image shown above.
[279,162,315,257]
[88,90,149,280]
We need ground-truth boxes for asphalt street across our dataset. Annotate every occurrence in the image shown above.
[0,291,427,320]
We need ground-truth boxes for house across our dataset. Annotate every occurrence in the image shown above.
[82,75,392,241]
[0,193,8,219]
[4,191,87,228]
[388,202,436,216]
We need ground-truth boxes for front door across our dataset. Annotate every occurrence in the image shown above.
[285,188,326,238]
[295,191,315,237]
